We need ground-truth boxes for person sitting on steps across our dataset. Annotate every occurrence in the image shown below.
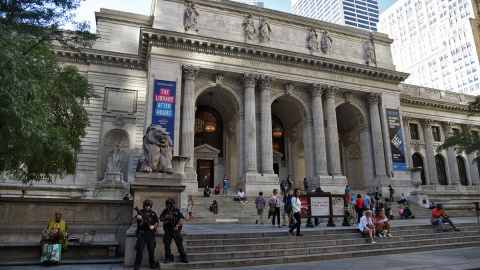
[203,186,211,197]
[398,193,409,205]
[398,205,415,219]
[430,203,460,232]
[214,184,221,195]
[237,189,248,202]
[358,210,376,244]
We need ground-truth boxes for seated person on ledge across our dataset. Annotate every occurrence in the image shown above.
[398,193,409,205]
[398,206,415,219]
[204,186,211,197]
[40,211,70,250]
[214,184,221,195]
[237,189,248,202]
[429,200,436,209]
[430,203,460,232]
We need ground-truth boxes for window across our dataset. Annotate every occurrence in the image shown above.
[457,156,468,185]
[410,124,419,140]
[436,155,448,185]
[412,153,426,185]
[432,126,441,141]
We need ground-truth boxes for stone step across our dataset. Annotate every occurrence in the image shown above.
[159,241,480,269]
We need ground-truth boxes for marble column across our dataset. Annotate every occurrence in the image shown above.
[464,124,479,185]
[402,116,414,168]
[309,83,328,176]
[181,65,200,170]
[323,85,342,176]
[366,92,387,177]
[242,73,258,173]
[443,121,460,185]
[420,119,439,185]
[259,75,275,174]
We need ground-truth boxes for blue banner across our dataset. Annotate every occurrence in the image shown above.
[152,80,176,148]
[387,109,407,171]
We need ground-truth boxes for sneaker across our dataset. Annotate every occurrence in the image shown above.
[296,234,304,236]
[387,234,392,237]
[411,215,415,219]
[371,241,376,244]
[246,201,249,203]
[289,230,295,236]
[278,225,282,228]
[379,233,384,238]
[454,229,461,232]
[273,225,275,229]
[442,229,448,233]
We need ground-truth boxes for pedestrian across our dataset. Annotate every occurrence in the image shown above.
[280,180,286,195]
[355,194,364,223]
[303,178,309,192]
[388,185,394,202]
[187,195,194,223]
[222,175,229,195]
[123,193,130,200]
[159,198,188,264]
[270,188,281,228]
[384,198,392,219]
[363,193,371,210]
[21,189,27,198]
[255,192,266,224]
[288,188,303,236]
[286,175,293,191]
[282,190,292,227]
[345,185,351,204]
[133,199,159,270]
[211,200,218,214]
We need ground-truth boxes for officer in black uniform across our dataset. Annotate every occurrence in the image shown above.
[133,199,159,270]
[159,198,189,264]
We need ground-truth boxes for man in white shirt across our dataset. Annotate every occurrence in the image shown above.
[237,189,247,202]
[398,193,409,205]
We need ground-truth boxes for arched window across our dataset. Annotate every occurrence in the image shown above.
[457,156,468,186]
[194,106,223,156]
[435,155,448,185]
[412,153,426,185]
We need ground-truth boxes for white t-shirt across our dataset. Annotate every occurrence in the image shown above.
[291,197,302,213]
[238,191,246,198]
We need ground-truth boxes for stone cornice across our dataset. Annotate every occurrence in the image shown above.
[95,9,152,28]
[141,28,408,84]
[400,94,469,113]
[51,46,146,71]
[168,0,392,44]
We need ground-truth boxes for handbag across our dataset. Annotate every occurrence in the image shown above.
[269,205,275,213]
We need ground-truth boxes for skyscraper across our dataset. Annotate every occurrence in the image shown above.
[292,0,380,31]
[242,0,264,7]
[379,0,480,95]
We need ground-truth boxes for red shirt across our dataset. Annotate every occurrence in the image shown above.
[431,208,443,220]
[214,186,221,191]
[356,198,363,209]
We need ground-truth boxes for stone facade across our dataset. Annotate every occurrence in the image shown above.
[2,0,480,203]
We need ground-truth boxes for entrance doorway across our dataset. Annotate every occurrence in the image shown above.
[197,159,214,188]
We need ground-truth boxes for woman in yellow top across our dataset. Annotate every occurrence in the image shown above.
[42,211,70,250]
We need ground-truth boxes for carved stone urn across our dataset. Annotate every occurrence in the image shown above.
[172,156,190,174]
[409,167,423,194]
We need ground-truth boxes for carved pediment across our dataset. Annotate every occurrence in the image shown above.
[194,144,221,154]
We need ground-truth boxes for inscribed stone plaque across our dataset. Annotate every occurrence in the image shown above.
[104,88,137,114]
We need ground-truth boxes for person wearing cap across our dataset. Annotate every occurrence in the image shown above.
[41,211,70,250]
[160,198,188,264]
[133,199,159,270]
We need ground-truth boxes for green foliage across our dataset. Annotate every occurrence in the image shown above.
[0,0,97,183]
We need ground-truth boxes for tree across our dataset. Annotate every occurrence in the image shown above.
[0,0,97,184]
[437,96,480,163]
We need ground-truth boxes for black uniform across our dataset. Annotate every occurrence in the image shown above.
[134,209,159,268]
[159,207,187,262]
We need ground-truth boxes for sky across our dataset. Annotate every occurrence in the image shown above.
[74,0,397,31]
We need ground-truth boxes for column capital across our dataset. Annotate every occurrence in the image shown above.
[442,121,454,131]
[309,83,323,97]
[322,84,338,98]
[365,92,381,105]
[258,74,275,89]
[464,124,474,131]
[182,65,200,80]
[420,118,433,128]
[242,73,257,88]
[402,115,412,125]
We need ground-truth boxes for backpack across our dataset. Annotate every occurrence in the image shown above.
[390,188,394,194]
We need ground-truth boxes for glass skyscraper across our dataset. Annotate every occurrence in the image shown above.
[292,0,380,31]
[242,0,264,7]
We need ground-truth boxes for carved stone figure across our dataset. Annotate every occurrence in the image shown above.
[138,124,174,174]
[184,2,200,32]
[306,27,319,53]
[106,143,125,172]
[320,30,333,54]
[364,40,376,64]
[259,18,271,43]
[243,14,256,40]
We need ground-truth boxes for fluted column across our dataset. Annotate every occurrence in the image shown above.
[242,73,258,173]
[443,121,460,185]
[402,116,414,168]
[421,119,439,184]
[366,92,387,177]
[323,85,342,176]
[182,65,200,170]
[259,75,275,174]
[309,83,328,176]
[464,124,479,185]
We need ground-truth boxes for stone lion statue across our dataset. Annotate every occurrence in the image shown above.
[137,124,174,174]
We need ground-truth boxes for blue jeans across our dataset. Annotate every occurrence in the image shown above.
[214,207,218,214]
[431,218,458,231]
[389,194,393,202]
[223,187,227,194]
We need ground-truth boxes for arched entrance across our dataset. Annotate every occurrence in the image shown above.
[412,153,426,185]
[336,102,368,190]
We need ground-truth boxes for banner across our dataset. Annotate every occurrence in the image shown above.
[386,109,407,170]
[152,80,176,148]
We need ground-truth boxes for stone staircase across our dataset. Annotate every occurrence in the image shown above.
[184,189,261,224]
[160,222,480,269]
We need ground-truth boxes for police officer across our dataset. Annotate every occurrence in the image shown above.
[133,199,159,270]
[159,198,188,264]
